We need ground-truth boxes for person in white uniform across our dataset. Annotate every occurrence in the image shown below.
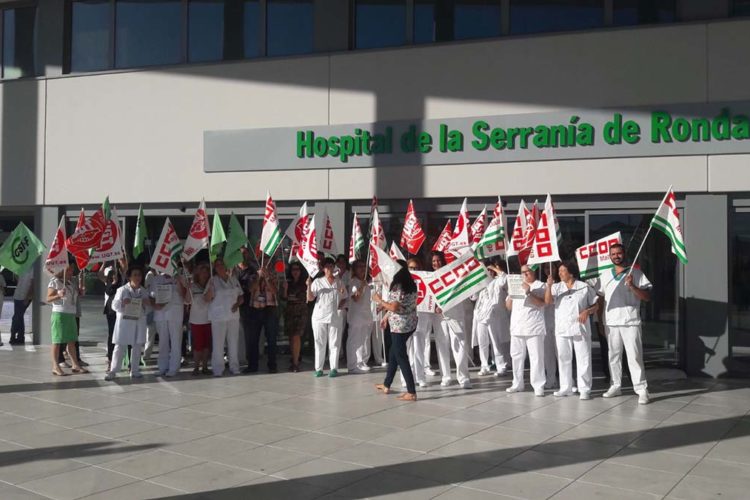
[543,294,558,390]
[405,257,429,388]
[347,260,373,374]
[364,281,387,367]
[420,253,449,378]
[308,257,348,377]
[206,258,244,376]
[544,261,599,400]
[143,268,157,360]
[148,269,187,377]
[506,264,547,396]
[105,266,150,381]
[473,261,511,376]
[592,243,652,404]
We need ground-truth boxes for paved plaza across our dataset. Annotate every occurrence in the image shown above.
[0,329,749,499]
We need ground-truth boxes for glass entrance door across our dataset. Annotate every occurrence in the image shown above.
[587,212,681,365]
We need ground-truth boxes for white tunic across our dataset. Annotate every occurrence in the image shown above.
[550,281,598,337]
[474,274,506,324]
[189,282,210,325]
[509,280,546,337]
[48,277,78,315]
[592,268,652,327]
[347,277,372,327]
[208,275,242,322]
[148,273,185,322]
[310,277,347,324]
[112,284,149,345]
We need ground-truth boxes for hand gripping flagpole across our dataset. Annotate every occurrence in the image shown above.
[627,185,672,278]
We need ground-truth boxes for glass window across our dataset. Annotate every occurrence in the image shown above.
[510,0,604,35]
[454,0,501,40]
[115,0,183,68]
[266,0,313,57]
[356,0,406,49]
[733,0,750,16]
[613,0,676,26]
[244,0,261,58]
[3,7,37,79]
[730,211,750,372]
[414,0,436,44]
[189,0,224,63]
[70,0,112,72]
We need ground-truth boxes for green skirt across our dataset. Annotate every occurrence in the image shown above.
[51,312,78,344]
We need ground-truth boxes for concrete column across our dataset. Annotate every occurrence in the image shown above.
[313,201,346,258]
[32,206,59,345]
[684,194,729,377]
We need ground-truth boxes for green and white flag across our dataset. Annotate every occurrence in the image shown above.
[224,213,249,268]
[348,213,365,263]
[209,210,226,263]
[260,190,283,257]
[133,204,147,259]
[425,249,492,312]
[650,187,688,264]
[473,197,506,260]
[0,222,46,275]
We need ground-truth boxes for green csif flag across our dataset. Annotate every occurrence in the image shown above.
[210,210,226,263]
[133,204,147,259]
[0,222,46,275]
[224,213,249,268]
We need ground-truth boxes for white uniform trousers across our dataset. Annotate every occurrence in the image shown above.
[399,318,429,386]
[364,320,384,365]
[556,334,592,394]
[156,318,183,376]
[606,325,648,393]
[313,320,342,372]
[544,330,558,387]
[110,344,143,376]
[436,319,470,385]
[211,318,240,376]
[144,321,157,359]
[476,322,510,373]
[424,334,433,373]
[510,335,546,392]
[346,323,371,370]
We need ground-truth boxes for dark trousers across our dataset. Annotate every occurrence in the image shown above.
[383,329,416,394]
[10,299,30,342]
[246,307,279,371]
[106,313,117,361]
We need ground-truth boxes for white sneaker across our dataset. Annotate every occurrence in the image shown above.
[357,364,371,372]
[572,386,578,393]
[535,389,545,397]
[440,379,452,387]
[478,368,490,376]
[348,367,367,374]
[130,371,143,379]
[638,391,650,405]
[553,390,573,397]
[505,386,522,393]
[418,381,429,388]
[603,386,622,398]
[425,368,437,377]
[460,381,472,389]
[579,391,592,400]
[494,368,508,377]
[104,372,116,381]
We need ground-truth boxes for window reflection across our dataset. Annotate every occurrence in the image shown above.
[3,7,37,79]
[455,0,501,40]
[613,0,676,26]
[730,211,750,372]
[70,0,111,72]
[734,0,750,16]
[356,0,406,49]
[189,0,224,63]
[510,0,603,35]
[244,0,261,58]
[116,0,183,69]
[266,0,313,57]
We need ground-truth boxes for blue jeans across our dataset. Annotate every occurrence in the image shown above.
[383,329,416,394]
[246,307,279,371]
[11,300,30,342]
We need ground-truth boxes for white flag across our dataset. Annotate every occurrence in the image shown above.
[45,216,68,275]
[424,250,492,312]
[447,198,470,251]
[527,194,561,266]
[371,244,402,286]
[650,187,688,264]
[298,215,320,277]
[286,202,309,260]
[319,209,338,256]
[261,191,283,257]
[507,200,529,257]
[149,218,183,275]
[576,232,622,279]
[389,241,406,261]
[371,207,386,250]
[183,199,210,261]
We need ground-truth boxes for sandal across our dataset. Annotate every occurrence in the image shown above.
[52,367,67,376]
[374,384,391,394]
[72,367,89,374]
[396,393,417,402]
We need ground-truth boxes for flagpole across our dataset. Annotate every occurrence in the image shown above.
[627,185,672,278]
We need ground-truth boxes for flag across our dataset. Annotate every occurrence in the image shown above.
[348,214,365,263]
[370,207,386,250]
[75,208,85,232]
[448,198,470,251]
[225,213,249,268]
[507,200,528,257]
[389,241,406,261]
[527,194,561,266]
[319,209,338,256]
[149,218,183,275]
[260,191,283,257]
[400,200,426,255]
[470,206,487,246]
[133,204,147,259]
[650,187,688,264]
[286,202,309,260]
[45,216,68,275]
[432,220,453,252]
[576,232,622,279]
[411,270,436,313]
[424,250,492,312]
[474,197,507,260]
[0,222,46,275]
[298,215,320,277]
[89,210,125,266]
[183,199,210,261]
[67,207,106,269]
[371,244,402,285]
[209,210,226,263]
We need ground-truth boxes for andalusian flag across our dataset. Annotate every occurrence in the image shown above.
[348,213,365,263]
[650,187,687,264]
[260,191,283,257]
[133,205,147,259]
[224,213,249,268]
[209,210,226,263]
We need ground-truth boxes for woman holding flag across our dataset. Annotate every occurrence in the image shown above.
[307,257,348,377]
[206,258,244,376]
[148,268,188,377]
[47,263,88,376]
[346,259,372,374]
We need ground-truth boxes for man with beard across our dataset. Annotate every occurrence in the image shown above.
[593,243,652,404]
